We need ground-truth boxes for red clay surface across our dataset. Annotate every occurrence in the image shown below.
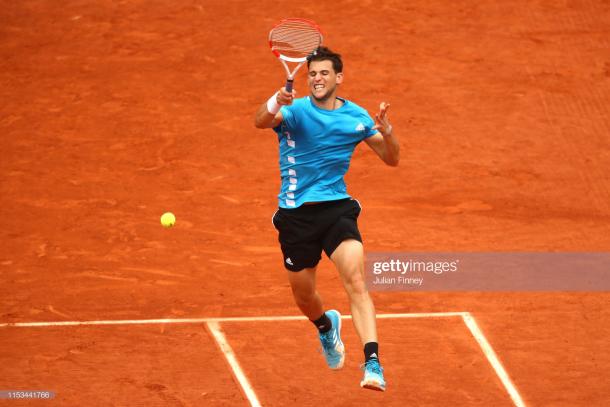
[1,0,610,405]
[1,324,240,405]
[222,318,514,406]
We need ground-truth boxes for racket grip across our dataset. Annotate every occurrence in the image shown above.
[285,78,294,93]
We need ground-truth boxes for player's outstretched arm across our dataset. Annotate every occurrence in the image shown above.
[254,87,296,129]
[365,102,400,166]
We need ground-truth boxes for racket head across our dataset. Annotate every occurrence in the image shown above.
[269,18,323,63]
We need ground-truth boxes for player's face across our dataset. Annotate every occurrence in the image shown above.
[307,60,343,102]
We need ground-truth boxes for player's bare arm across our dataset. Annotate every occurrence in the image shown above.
[364,102,400,166]
[254,87,296,129]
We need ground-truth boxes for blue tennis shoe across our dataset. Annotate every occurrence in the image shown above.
[360,358,386,391]
[318,309,345,369]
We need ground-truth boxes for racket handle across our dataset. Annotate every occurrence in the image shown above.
[285,78,294,93]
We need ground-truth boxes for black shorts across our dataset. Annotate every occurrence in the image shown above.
[272,198,362,272]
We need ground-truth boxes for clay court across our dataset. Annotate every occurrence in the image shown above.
[1,0,610,405]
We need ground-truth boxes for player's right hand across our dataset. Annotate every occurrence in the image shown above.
[277,87,296,105]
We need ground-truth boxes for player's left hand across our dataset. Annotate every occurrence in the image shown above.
[373,102,392,137]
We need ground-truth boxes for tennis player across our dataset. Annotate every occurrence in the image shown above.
[254,46,399,391]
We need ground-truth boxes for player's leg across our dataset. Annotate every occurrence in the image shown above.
[322,200,377,345]
[286,266,323,321]
[329,239,377,345]
[273,207,344,369]
[323,199,386,391]
[286,266,345,369]
[331,239,385,391]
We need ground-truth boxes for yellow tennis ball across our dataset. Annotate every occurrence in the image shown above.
[160,212,176,228]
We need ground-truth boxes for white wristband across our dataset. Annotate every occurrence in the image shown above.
[266,92,281,115]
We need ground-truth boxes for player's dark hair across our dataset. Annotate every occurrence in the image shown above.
[307,46,343,73]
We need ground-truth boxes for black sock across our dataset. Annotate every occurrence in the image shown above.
[364,342,379,362]
[311,312,332,334]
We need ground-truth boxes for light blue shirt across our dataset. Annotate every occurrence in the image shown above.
[274,96,377,208]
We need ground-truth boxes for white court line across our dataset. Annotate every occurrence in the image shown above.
[461,313,526,407]
[207,321,261,407]
[0,312,468,328]
[0,318,213,328]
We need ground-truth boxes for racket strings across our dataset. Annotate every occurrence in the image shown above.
[270,21,322,59]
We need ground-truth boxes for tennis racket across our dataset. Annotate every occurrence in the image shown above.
[268,18,323,93]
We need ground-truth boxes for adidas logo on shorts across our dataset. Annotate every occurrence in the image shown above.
[286,257,294,266]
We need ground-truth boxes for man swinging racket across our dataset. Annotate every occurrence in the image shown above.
[255,30,399,391]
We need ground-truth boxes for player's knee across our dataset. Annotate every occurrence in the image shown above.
[343,270,368,297]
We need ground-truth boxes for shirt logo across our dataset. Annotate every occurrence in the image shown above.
[355,123,365,132]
